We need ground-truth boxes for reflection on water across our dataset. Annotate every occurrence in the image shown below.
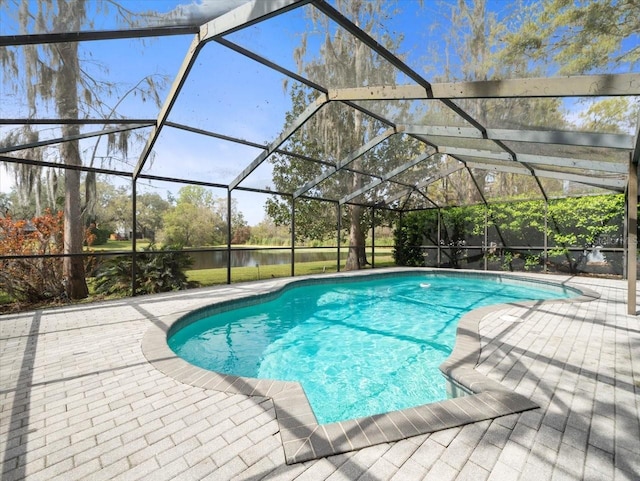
[187,249,346,270]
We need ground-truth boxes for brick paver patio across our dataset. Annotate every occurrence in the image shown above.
[1,269,638,480]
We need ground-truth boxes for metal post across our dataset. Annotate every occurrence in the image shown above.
[399,210,404,266]
[437,209,442,267]
[544,201,549,273]
[131,179,137,296]
[227,189,232,285]
[371,206,375,269]
[624,204,628,280]
[291,197,295,277]
[627,156,637,315]
[337,203,341,272]
[484,206,488,271]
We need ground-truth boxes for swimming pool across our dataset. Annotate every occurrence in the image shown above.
[168,272,579,424]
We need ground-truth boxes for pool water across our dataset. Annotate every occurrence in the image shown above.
[168,274,576,424]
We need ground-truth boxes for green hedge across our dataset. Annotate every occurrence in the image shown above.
[393,194,625,271]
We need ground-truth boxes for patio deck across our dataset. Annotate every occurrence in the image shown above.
[1,269,638,480]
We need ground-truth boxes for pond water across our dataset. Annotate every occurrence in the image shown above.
[187,249,357,269]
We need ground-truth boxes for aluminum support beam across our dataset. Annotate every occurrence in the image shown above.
[165,121,267,150]
[0,26,199,47]
[227,190,232,284]
[627,156,638,315]
[439,147,626,175]
[465,159,627,189]
[404,125,488,139]
[403,125,635,150]
[633,108,640,165]
[486,128,634,150]
[200,0,306,41]
[230,94,328,190]
[0,155,132,177]
[464,164,490,205]
[439,147,512,162]
[328,73,640,101]
[291,197,296,277]
[516,154,628,174]
[294,128,397,198]
[465,160,531,176]
[215,36,326,94]
[0,118,155,125]
[0,124,152,154]
[131,180,138,296]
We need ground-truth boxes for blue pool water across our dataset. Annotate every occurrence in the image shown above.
[168,274,577,424]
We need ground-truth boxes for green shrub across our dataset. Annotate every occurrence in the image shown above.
[393,211,437,266]
[93,244,199,296]
[85,223,110,246]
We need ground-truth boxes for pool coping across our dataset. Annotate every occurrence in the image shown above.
[140,268,600,464]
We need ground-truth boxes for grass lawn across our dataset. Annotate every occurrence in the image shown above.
[186,252,396,286]
[86,240,151,251]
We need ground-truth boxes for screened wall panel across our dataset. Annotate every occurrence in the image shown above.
[166,41,298,144]
[540,178,619,198]
[305,169,380,201]
[236,157,279,191]
[454,98,571,131]
[145,126,263,183]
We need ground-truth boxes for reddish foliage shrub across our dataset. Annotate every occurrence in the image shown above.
[0,210,66,303]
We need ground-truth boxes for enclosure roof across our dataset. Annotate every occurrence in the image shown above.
[1,0,639,211]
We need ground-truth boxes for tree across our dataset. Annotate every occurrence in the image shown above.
[577,97,640,134]
[98,183,132,238]
[176,185,218,210]
[160,185,225,247]
[0,193,11,216]
[1,0,165,299]
[136,192,170,241]
[0,130,62,217]
[267,0,422,269]
[229,209,250,245]
[161,203,212,247]
[500,0,639,75]
[249,217,290,246]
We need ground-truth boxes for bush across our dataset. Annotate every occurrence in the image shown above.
[393,211,438,266]
[0,211,66,303]
[85,223,110,246]
[93,244,199,296]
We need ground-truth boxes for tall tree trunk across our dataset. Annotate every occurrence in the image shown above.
[344,139,368,268]
[345,204,368,270]
[58,37,88,299]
